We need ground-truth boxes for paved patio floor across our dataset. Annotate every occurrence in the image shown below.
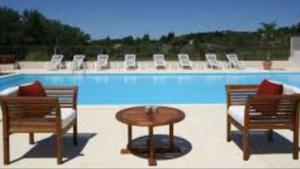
[0,104,299,168]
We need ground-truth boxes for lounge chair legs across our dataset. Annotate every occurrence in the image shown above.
[293,129,299,160]
[226,115,231,142]
[267,130,273,142]
[73,121,78,145]
[243,130,250,161]
[3,134,10,165]
[29,132,34,144]
[56,133,63,164]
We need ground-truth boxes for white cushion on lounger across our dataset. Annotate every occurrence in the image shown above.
[61,108,76,128]
[228,105,245,126]
[0,86,19,96]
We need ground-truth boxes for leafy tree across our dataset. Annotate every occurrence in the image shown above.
[122,36,135,45]
[0,7,22,45]
[0,7,90,46]
[142,34,150,42]
[258,22,278,58]
[23,10,47,44]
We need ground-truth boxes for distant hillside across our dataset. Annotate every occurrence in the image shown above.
[1,6,300,61]
[90,24,300,60]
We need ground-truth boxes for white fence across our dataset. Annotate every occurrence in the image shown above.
[289,37,300,67]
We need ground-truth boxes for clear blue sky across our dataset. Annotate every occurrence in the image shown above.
[1,0,300,40]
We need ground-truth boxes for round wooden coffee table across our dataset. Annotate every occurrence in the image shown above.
[116,106,185,166]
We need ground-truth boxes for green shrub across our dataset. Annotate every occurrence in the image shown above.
[26,51,50,61]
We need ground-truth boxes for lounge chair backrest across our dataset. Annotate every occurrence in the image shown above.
[125,54,136,65]
[51,55,63,65]
[205,53,218,65]
[97,54,109,64]
[178,54,190,62]
[153,54,166,66]
[226,53,239,65]
[73,54,85,66]
[153,54,164,60]
[153,54,165,64]
[73,55,85,61]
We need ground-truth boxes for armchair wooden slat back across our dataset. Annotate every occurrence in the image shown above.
[44,86,78,110]
[226,85,259,108]
[1,97,60,121]
[1,97,61,132]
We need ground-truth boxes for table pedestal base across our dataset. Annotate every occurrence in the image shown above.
[120,124,179,166]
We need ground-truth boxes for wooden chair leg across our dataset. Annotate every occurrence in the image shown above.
[56,133,63,164]
[73,121,78,145]
[226,115,231,142]
[29,133,34,145]
[293,129,299,160]
[243,130,250,161]
[3,134,10,165]
[267,130,273,142]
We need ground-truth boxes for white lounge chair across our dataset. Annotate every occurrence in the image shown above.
[70,54,85,71]
[226,53,245,69]
[124,54,137,69]
[205,53,223,69]
[153,54,167,69]
[45,54,63,71]
[178,54,193,69]
[95,54,109,70]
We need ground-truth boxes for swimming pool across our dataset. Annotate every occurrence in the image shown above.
[1,73,300,104]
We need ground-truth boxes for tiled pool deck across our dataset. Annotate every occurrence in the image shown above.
[0,104,299,168]
[0,61,299,168]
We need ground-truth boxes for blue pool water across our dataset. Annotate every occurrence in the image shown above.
[1,73,300,104]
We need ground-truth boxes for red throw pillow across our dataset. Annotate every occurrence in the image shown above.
[257,79,283,95]
[18,81,46,97]
[255,79,283,113]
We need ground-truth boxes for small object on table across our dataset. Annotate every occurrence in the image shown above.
[145,105,158,115]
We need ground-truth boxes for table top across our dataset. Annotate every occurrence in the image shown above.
[116,106,185,127]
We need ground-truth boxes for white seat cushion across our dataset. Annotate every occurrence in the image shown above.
[228,106,245,126]
[61,108,76,128]
[0,86,19,96]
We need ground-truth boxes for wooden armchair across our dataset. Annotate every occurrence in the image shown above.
[226,85,299,160]
[0,86,78,165]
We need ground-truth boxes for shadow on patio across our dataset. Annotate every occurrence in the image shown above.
[231,131,299,154]
[11,133,96,163]
[130,134,192,160]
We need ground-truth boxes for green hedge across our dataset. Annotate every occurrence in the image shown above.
[1,46,290,61]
